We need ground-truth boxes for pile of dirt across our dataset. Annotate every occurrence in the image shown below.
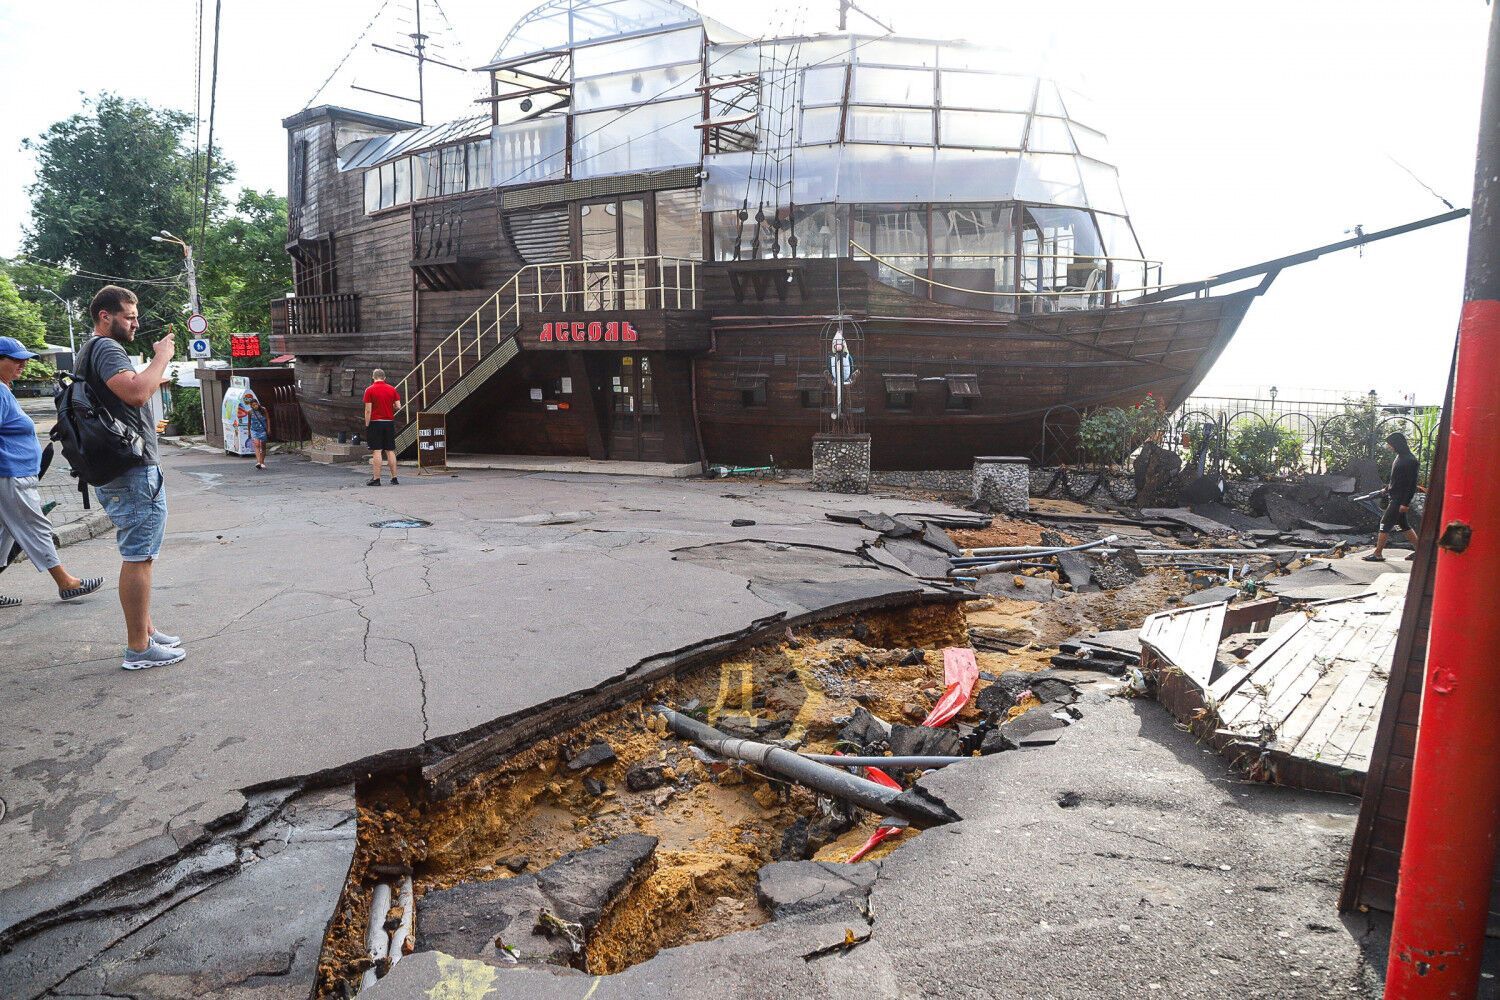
[949,520,1056,550]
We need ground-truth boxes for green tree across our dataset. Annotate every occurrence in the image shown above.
[197,189,293,359]
[1077,393,1165,467]
[22,92,232,343]
[1321,395,1402,477]
[0,258,75,349]
[0,272,47,350]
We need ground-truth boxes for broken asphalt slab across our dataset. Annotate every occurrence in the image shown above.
[364,698,1407,999]
[0,450,971,997]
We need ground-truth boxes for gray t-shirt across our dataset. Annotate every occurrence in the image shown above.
[80,335,158,466]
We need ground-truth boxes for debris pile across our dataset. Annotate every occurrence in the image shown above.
[315,601,1117,996]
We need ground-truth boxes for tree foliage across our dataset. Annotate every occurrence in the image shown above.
[1321,395,1404,479]
[0,272,47,351]
[196,189,292,359]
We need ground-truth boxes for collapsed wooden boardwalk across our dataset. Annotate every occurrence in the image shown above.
[1141,573,1408,794]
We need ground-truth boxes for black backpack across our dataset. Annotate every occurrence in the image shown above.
[51,337,146,504]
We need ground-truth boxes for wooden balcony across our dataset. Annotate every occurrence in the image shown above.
[270,293,361,354]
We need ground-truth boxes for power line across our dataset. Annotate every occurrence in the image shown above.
[199,0,223,246]
[7,253,189,287]
[192,0,203,207]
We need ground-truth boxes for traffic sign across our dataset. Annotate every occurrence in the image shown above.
[189,337,211,360]
[187,313,208,335]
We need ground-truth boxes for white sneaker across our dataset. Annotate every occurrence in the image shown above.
[122,644,187,670]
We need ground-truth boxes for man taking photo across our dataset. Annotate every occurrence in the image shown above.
[79,285,185,669]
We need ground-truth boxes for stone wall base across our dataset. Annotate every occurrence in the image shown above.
[973,456,1030,513]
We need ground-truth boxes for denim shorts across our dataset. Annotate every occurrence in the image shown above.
[96,465,168,562]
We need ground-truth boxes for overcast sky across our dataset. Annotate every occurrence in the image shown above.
[0,0,1486,405]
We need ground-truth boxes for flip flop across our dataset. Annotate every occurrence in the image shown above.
[0,595,20,608]
[1361,553,1385,562]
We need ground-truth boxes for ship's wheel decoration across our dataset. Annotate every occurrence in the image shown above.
[819,315,865,436]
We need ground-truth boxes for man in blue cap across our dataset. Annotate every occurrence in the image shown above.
[0,335,103,607]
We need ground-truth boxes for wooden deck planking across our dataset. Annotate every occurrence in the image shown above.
[1138,602,1226,688]
[1148,572,1408,793]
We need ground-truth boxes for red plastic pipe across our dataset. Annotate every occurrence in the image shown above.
[1385,6,1500,993]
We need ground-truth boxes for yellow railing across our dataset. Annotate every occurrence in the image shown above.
[393,255,699,415]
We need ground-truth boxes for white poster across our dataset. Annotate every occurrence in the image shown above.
[560,377,573,394]
[530,387,543,401]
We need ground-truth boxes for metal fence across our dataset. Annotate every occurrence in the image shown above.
[1039,394,1443,481]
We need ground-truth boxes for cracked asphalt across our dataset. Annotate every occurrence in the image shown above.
[0,447,955,995]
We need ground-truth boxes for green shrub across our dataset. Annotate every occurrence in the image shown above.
[1227,420,1304,478]
[170,385,204,435]
[1321,395,1402,476]
[1077,393,1164,467]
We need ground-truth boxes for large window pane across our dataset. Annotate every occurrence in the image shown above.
[930,203,1015,309]
[574,25,701,78]
[393,157,411,204]
[852,66,934,106]
[792,204,848,258]
[859,38,939,67]
[364,169,380,214]
[379,162,395,208]
[1078,157,1125,215]
[802,64,846,106]
[572,96,700,177]
[1025,116,1075,154]
[466,140,492,190]
[440,145,466,194]
[846,107,933,144]
[1070,122,1110,162]
[941,71,1034,112]
[655,188,702,259]
[574,61,698,112]
[1014,152,1085,207]
[414,149,442,197]
[800,106,841,145]
[939,110,1026,149]
[872,207,928,256]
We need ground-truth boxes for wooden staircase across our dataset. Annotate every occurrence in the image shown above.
[391,256,700,455]
[392,274,525,454]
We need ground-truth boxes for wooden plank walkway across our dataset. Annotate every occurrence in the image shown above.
[1141,573,1408,794]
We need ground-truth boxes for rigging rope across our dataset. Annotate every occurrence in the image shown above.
[198,0,222,247]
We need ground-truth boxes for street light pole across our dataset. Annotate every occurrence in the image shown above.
[21,286,74,356]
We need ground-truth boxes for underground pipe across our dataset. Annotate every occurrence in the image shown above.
[655,707,958,827]
[800,753,968,769]
[963,534,1119,558]
[359,881,392,991]
[386,875,414,970]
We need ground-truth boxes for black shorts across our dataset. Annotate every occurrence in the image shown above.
[1380,500,1412,533]
[366,420,396,452]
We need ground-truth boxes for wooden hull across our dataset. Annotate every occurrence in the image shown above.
[289,257,1256,468]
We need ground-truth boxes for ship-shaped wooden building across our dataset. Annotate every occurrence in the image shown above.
[277,0,1262,469]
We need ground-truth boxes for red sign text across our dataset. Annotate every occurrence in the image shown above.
[538,320,639,344]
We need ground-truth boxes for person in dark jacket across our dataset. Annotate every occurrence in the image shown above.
[1364,432,1421,561]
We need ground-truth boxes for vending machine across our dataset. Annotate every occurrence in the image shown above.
[221,376,255,456]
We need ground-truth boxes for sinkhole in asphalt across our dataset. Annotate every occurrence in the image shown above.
[315,601,990,996]
[370,518,432,529]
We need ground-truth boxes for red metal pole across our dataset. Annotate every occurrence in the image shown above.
[1385,4,1500,996]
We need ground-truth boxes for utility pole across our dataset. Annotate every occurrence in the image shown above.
[1383,3,1500,997]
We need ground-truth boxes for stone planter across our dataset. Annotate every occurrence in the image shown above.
[812,433,871,494]
[973,455,1031,513]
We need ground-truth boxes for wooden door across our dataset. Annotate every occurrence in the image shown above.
[607,354,663,461]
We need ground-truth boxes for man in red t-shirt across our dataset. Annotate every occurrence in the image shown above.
[362,369,402,485]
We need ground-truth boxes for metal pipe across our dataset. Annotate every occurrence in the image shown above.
[1385,4,1500,995]
[387,875,414,970]
[655,707,953,827]
[964,535,1118,557]
[800,753,968,769]
[359,881,393,991]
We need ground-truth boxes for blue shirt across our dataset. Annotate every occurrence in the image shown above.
[0,383,42,478]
